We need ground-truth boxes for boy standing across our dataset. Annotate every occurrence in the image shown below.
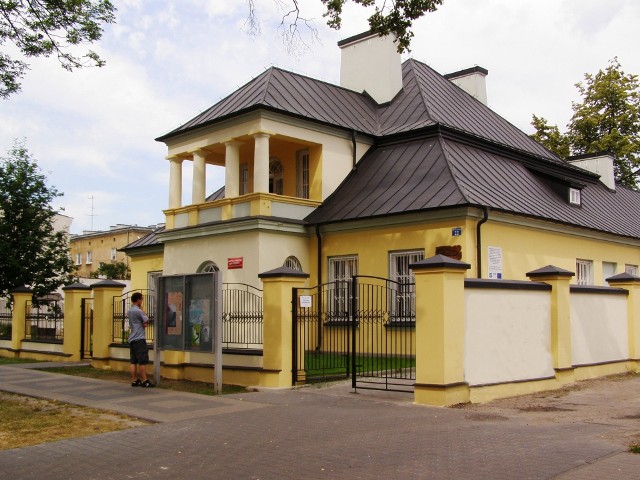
[128,292,154,387]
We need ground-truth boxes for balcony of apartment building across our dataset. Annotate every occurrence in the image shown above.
[164,132,322,230]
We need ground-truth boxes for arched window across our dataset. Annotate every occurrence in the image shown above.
[197,261,220,273]
[283,256,302,271]
[269,158,284,195]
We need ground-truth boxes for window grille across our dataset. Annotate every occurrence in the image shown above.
[110,248,117,261]
[75,253,82,265]
[576,259,593,285]
[283,256,302,271]
[389,250,423,320]
[328,256,358,320]
[625,264,639,276]
[569,188,581,205]
[198,261,220,273]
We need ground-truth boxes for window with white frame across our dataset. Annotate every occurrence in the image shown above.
[86,251,92,264]
[110,248,117,261]
[197,261,220,273]
[283,256,302,271]
[569,188,581,205]
[239,163,249,195]
[389,250,424,321]
[602,262,617,285]
[625,264,639,276]
[576,259,593,285]
[296,149,310,199]
[328,256,358,320]
[75,253,82,265]
[269,158,283,195]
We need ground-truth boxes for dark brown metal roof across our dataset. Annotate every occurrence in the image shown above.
[156,60,561,167]
[121,226,165,251]
[307,134,640,240]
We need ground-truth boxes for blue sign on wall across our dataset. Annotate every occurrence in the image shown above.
[452,227,462,236]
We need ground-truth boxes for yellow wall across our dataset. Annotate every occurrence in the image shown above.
[481,214,640,283]
[130,252,164,291]
[70,228,153,277]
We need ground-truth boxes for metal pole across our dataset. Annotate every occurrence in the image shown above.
[214,273,223,394]
[153,278,162,386]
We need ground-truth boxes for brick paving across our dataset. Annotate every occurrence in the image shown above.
[0,364,639,479]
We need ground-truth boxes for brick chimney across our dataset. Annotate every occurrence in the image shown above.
[444,66,489,105]
[338,31,403,105]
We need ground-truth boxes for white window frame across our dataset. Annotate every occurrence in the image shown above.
[269,157,283,195]
[576,259,593,285]
[296,149,310,199]
[283,256,302,271]
[197,261,220,273]
[569,188,581,205]
[602,261,617,285]
[389,250,423,321]
[110,248,117,261]
[86,251,92,265]
[328,255,358,320]
[625,264,639,276]
[75,253,82,265]
[240,163,249,195]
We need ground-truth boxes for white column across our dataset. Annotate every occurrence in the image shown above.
[224,141,242,198]
[192,151,207,204]
[253,133,270,193]
[168,157,183,209]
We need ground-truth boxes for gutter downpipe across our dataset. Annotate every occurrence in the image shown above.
[476,206,490,279]
[315,224,323,350]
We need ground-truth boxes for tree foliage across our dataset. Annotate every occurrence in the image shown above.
[248,0,444,53]
[0,0,116,99]
[90,261,130,280]
[0,141,76,298]
[531,58,640,189]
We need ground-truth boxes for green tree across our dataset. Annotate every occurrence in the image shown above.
[90,261,130,280]
[248,0,444,53]
[0,141,76,298]
[531,58,640,189]
[0,0,116,99]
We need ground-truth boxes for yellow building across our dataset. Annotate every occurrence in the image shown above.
[134,32,638,290]
[70,225,155,278]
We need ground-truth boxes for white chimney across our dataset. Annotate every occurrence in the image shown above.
[567,152,616,190]
[444,67,488,105]
[338,32,403,104]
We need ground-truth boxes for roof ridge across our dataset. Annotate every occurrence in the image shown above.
[439,136,473,204]
[405,59,437,125]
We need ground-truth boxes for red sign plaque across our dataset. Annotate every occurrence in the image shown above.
[227,257,243,269]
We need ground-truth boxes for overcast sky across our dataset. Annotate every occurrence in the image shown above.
[1,0,638,235]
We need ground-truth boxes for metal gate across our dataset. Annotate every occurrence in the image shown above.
[112,290,155,344]
[293,276,415,392]
[81,298,93,359]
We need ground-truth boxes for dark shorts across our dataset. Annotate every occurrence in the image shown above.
[129,339,149,365]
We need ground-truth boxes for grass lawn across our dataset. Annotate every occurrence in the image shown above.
[45,365,248,396]
[0,357,45,365]
[0,392,149,450]
[304,351,415,378]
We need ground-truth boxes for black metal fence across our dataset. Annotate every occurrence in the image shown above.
[293,276,415,392]
[0,302,12,340]
[112,290,155,344]
[81,298,93,359]
[222,283,263,349]
[25,299,64,343]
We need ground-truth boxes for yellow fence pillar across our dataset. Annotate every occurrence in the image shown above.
[411,255,470,406]
[258,266,309,388]
[91,280,125,366]
[10,287,32,356]
[62,283,92,361]
[607,272,640,372]
[527,265,575,384]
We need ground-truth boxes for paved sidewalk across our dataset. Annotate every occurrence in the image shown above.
[0,363,639,479]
